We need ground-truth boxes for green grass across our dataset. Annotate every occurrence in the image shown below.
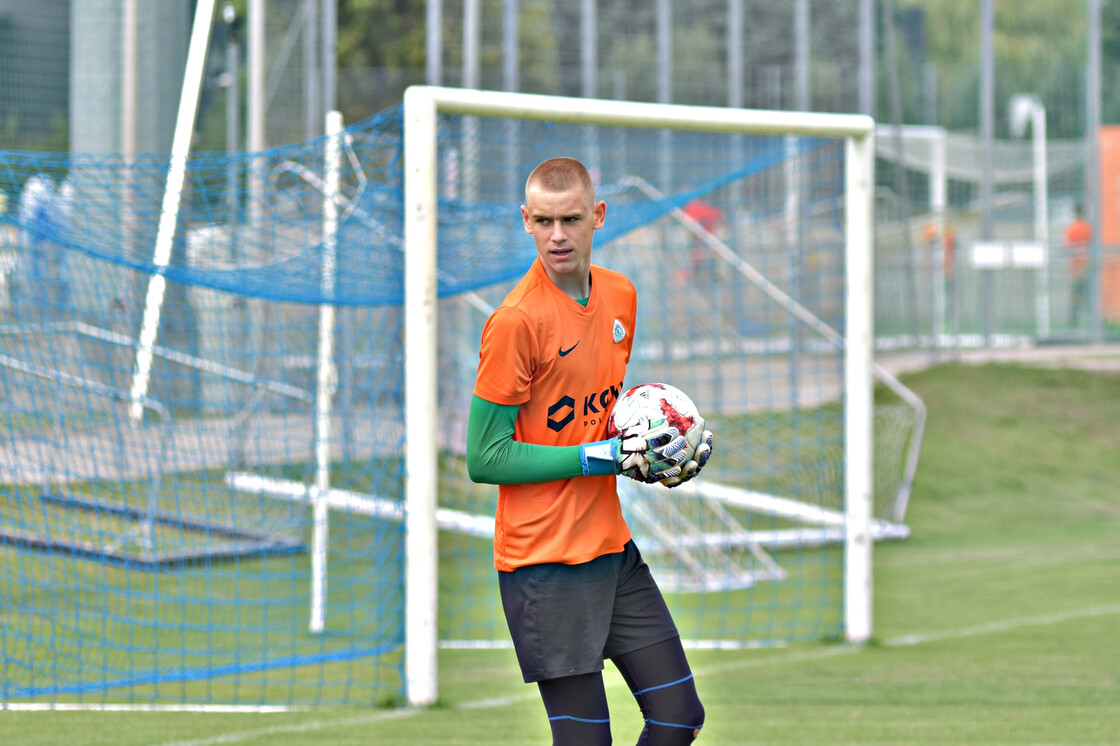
[4,362,1120,744]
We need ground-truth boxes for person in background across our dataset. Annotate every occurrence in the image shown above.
[682,196,726,283]
[1065,203,1092,327]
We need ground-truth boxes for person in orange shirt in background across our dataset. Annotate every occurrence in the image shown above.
[943,224,956,280]
[943,224,957,321]
[682,197,726,283]
[1065,203,1092,327]
[924,222,957,329]
[922,222,956,280]
[467,157,713,745]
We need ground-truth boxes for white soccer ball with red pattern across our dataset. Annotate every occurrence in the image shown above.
[607,382,705,463]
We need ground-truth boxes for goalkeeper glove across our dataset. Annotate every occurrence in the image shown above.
[660,428,714,488]
[579,420,688,483]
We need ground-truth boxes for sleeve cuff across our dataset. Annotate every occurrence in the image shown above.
[578,439,617,476]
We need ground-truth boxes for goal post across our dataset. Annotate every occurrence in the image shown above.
[402,85,876,706]
[844,129,875,643]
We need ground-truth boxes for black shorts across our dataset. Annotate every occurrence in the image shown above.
[498,540,679,683]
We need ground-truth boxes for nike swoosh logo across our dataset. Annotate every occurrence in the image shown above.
[558,342,580,357]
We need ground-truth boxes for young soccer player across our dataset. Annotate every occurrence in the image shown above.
[467,157,713,745]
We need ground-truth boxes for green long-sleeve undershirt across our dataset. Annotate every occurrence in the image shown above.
[466,394,588,485]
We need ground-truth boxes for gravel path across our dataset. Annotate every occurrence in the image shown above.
[877,342,1120,377]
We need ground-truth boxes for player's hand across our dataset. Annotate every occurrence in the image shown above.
[661,428,714,488]
[578,422,688,482]
[614,419,688,483]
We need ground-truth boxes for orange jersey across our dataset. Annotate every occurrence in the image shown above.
[1065,218,1092,277]
[474,259,637,571]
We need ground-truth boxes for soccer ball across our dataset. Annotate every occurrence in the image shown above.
[608,382,705,463]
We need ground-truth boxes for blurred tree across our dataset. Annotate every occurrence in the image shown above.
[516,1,562,96]
[1100,0,1120,61]
[902,0,1091,136]
[1104,0,1120,127]
[674,23,725,106]
[338,0,426,69]
[317,0,1110,133]
[909,0,1085,68]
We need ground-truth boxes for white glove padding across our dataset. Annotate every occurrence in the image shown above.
[615,420,689,483]
[661,428,714,488]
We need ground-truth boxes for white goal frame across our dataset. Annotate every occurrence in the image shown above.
[402,85,876,707]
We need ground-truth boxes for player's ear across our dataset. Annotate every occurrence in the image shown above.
[593,200,606,230]
[521,204,532,233]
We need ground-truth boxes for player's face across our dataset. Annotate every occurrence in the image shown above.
[521,184,606,293]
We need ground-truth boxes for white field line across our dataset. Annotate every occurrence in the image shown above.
[0,704,294,713]
[882,603,1120,647]
[136,603,1120,746]
[152,708,427,746]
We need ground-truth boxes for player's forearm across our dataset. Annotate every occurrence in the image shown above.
[470,434,584,484]
[466,395,584,484]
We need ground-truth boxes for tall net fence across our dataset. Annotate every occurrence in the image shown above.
[0,99,920,705]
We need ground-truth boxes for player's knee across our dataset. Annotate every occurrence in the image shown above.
[685,698,703,739]
[684,696,705,733]
[684,698,706,741]
[665,683,704,725]
[645,695,704,744]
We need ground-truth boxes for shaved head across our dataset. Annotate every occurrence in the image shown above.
[525,157,595,203]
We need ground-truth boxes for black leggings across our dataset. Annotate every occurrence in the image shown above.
[536,637,704,745]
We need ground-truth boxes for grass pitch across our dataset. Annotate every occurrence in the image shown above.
[4,361,1119,744]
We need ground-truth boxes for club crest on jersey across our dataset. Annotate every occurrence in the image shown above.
[612,319,626,343]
